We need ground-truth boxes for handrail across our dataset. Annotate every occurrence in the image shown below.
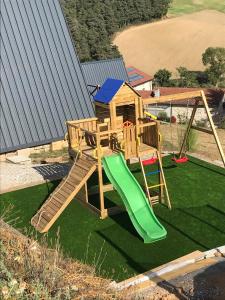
[67,123,97,137]
[99,129,123,136]
[66,117,98,125]
[137,122,156,129]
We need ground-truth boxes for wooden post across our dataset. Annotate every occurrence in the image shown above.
[157,151,171,209]
[110,102,117,130]
[135,100,140,157]
[156,122,164,202]
[96,129,105,218]
[139,158,152,207]
[178,99,199,158]
[201,91,225,167]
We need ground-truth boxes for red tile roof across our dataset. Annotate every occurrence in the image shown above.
[139,87,225,106]
[127,66,153,87]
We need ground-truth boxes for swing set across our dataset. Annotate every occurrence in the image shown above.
[145,101,190,164]
[143,90,225,167]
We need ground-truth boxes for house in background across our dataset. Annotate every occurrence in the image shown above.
[127,66,153,91]
[139,88,225,126]
[0,0,94,159]
[81,58,129,95]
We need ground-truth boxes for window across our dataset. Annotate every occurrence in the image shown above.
[127,67,135,72]
[128,73,144,82]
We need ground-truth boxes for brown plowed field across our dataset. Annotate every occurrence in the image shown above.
[113,10,225,76]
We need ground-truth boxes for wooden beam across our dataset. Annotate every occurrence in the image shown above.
[143,91,202,105]
[191,125,213,135]
[201,91,225,167]
[137,122,156,129]
[110,102,117,130]
[66,117,98,125]
[178,99,199,157]
[107,206,125,216]
[88,184,114,195]
[94,102,109,109]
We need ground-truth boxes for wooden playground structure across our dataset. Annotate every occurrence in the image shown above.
[31,79,225,233]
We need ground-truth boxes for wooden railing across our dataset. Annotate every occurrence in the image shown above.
[137,121,159,149]
[67,118,159,160]
[66,118,98,156]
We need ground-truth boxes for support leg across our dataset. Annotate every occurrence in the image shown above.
[178,99,199,158]
[201,91,225,167]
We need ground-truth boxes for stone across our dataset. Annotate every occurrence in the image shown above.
[17,148,31,156]
[6,155,31,164]
[51,140,68,151]
[0,154,6,162]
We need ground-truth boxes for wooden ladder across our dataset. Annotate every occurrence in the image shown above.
[31,155,96,233]
[139,150,171,209]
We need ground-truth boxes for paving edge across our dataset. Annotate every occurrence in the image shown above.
[0,176,64,195]
[112,245,225,290]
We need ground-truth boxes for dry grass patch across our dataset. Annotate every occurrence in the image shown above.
[0,219,118,299]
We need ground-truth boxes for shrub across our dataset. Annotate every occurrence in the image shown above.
[186,128,198,151]
[177,112,188,125]
[220,117,225,129]
[158,111,168,122]
[195,118,208,128]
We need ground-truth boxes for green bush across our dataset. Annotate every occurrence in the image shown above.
[177,126,198,152]
[158,111,168,122]
[186,129,198,151]
[220,117,225,129]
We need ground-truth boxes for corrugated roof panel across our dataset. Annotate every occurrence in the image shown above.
[93,78,124,103]
[0,0,94,153]
[81,58,129,87]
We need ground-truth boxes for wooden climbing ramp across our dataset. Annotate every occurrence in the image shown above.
[31,155,96,233]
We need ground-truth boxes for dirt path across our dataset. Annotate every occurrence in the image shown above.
[113,10,225,76]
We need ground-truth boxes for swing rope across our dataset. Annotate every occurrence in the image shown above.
[171,100,189,164]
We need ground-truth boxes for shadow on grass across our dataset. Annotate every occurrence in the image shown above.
[97,230,146,274]
[163,164,178,170]
[35,180,60,212]
[207,205,225,218]
[109,212,142,241]
[158,216,209,250]
[188,159,225,177]
[178,208,225,236]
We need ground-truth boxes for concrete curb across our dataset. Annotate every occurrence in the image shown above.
[113,245,225,291]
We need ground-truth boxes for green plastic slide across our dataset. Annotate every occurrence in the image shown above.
[102,153,167,243]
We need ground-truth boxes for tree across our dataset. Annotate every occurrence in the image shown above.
[154,69,172,86]
[177,67,198,87]
[61,0,171,62]
[202,47,225,87]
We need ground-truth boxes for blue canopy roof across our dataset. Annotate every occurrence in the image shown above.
[93,78,124,103]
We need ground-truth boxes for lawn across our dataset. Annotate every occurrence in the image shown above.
[168,0,225,16]
[1,155,225,281]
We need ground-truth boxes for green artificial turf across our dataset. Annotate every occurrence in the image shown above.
[0,155,225,281]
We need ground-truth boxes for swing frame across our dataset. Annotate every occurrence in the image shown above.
[142,90,225,168]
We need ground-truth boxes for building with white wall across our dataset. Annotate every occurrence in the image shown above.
[127,66,153,91]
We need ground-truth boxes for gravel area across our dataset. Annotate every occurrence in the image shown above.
[139,258,225,300]
[0,161,71,194]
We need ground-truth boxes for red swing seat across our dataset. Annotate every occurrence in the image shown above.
[142,157,158,166]
[172,156,189,163]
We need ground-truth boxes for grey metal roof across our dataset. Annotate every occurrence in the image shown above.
[0,0,94,153]
[81,58,129,88]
